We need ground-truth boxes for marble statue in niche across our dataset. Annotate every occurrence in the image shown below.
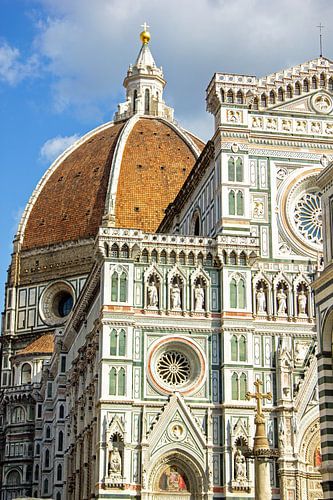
[256,287,266,313]
[194,283,205,311]
[235,449,247,481]
[148,279,158,308]
[170,282,181,309]
[298,290,307,316]
[277,287,287,315]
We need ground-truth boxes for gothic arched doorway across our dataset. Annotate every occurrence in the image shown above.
[146,452,208,500]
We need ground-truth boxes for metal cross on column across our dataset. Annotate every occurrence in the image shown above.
[246,378,272,421]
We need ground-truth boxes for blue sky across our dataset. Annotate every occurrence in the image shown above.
[1,0,333,308]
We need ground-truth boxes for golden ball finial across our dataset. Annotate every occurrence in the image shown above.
[140,22,150,44]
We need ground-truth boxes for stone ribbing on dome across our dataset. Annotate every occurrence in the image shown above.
[21,122,125,250]
[20,117,204,250]
[114,118,204,232]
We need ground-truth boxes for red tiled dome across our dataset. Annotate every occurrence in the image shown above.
[21,117,204,250]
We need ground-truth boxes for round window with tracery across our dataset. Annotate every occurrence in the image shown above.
[156,351,191,387]
[294,192,322,245]
[147,336,206,396]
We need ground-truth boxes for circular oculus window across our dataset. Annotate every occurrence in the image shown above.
[294,191,322,245]
[280,170,322,255]
[39,281,75,326]
[147,336,206,396]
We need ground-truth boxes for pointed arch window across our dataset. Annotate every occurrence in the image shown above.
[21,363,32,384]
[239,336,247,362]
[160,250,167,264]
[295,81,301,95]
[239,252,246,266]
[43,478,49,495]
[45,449,50,468]
[141,249,149,263]
[121,244,129,258]
[109,367,126,396]
[252,97,258,110]
[286,85,292,99]
[12,406,25,424]
[229,190,236,215]
[109,368,117,395]
[237,278,246,308]
[236,90,243,104]
[278,87,284,101]
[118,367,126,396]
[228,157,235,181]
[229,252,237,265]
[58,431,63,452]
[231,335,238,361]
[133,89,138,113]
[170,251,176,264]
[236,157,243,182]
[303,79,309,92]
[230,276,246,309]
[269,90,276,104]
[227,89,234,103]
[118,329,126,356]
[312,76,318,89]
[236,191,244,216]
[111,267,128,303]
[110,329,117,355]
[179,251,186,265]
[232,373,238,399]
[239,373,247,400]
[145,89,150,114]
[232,372,247,400]
[261,93,267,107]
[230,278,237,308]
[111,272,119,301]
[34,464,39,481]
[111,244,119,258]
[151,249,158,262]
[57,464,62,482]
[110,329,126,356]
[320,73,326,87]
[119,272,127,302]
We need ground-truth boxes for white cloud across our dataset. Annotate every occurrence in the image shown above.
[30,0,333,136]
[39,134,80,163]
[0,42,39,85]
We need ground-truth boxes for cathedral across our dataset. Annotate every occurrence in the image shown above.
[0,26,330,500]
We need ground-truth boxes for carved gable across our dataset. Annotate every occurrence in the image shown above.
[146,393,207,463]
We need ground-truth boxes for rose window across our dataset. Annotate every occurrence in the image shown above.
[294,192,322,245]
[156,351,191,387]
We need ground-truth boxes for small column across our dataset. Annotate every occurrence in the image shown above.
[246,379,273,500]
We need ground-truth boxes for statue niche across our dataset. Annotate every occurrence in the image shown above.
[107,433,123,486]
[276,283,288,316]
[193,277,205,313]
[147,274,160,309]
[255,280,268,316]
[232,436,250,492]
[297,283,308,317]
[170,276,183,311]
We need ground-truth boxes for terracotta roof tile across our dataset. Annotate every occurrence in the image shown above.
[22,117,204,249]
[22,122,125,250]
[17,333,54,355]
[115,119,203,231]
